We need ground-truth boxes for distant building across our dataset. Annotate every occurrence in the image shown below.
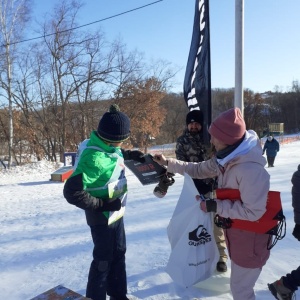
[269,123,284,135]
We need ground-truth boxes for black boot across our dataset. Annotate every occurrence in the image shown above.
[268,277,295,300]
[216,261,227,272]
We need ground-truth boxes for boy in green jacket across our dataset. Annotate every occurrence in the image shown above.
[63,104,144,300]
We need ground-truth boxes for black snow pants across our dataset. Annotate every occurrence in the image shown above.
[283,266,300,291]
[86,217,127,300]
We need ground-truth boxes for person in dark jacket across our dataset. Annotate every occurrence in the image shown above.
[263,135,280,167]
[175,110,228,273]
[63,104,145,300]
[268,164,300,300]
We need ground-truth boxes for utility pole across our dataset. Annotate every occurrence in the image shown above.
[235,0,244,115]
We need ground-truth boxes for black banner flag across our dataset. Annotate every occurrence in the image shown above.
[183,0,211,145]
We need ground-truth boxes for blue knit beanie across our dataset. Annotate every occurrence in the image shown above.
[97,104,130,142]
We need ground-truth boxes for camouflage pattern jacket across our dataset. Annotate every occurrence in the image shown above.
[175,129,208,162]
[175,129,214,195]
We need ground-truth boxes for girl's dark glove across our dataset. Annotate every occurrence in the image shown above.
[199,199,217,213]
[121,149,145,163]
[205,200,217,212]
[292,224,300,241]
[99,198,121,211]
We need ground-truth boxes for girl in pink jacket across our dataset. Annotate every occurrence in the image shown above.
[154,107,270,300]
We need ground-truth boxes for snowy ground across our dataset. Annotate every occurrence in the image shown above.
[0,141,300,300]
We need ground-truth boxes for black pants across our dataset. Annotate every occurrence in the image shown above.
[283,266,300,291]
[86,217,127,300]
[193,178,212,195]
[267,156,276,167]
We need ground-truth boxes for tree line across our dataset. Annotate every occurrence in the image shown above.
[0,0,176,166]
[1,83,300,165]
[0,1,299,167]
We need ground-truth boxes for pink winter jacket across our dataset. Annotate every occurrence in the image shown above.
[167,131,271,268]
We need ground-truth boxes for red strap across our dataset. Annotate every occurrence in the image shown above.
[215,189,283,234]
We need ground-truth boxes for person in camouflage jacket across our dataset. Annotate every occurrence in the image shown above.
[175,110,228,273]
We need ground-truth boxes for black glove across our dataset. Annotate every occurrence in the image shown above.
[205,200,217,212]
[214,214,232,229]
[122,149,145,163]
[292,224,300,241]
[153,172,175,198]
[98,198,121,211]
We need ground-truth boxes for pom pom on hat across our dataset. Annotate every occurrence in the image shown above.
[186,110,203,126]
[97,104,130,142]
[209,107,246,145]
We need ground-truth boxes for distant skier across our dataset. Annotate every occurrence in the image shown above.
[263,135,280,167]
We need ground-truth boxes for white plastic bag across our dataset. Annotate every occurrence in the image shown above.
[166,173,219,287]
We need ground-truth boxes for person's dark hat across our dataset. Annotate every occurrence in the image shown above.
[97,104,130,142]
[186,110,203,126]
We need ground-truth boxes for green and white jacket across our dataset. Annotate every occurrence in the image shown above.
[64,131,127,226]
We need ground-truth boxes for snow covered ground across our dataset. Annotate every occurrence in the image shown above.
[0,140,300,300]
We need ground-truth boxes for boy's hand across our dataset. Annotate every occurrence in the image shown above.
[99,198,121,211]
[122,149,145,163]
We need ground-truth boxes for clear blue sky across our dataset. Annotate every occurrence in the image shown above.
[31,0,300,94]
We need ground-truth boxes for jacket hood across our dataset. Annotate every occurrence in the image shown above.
[217,130,266,168]
[89,130,121,153]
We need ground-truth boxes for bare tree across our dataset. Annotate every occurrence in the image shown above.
[212,88,234,118]
[243,89,267,136]
[159,92,188,144]
[21,0,146,161]
[0,0,180,163]
[115,77,167,152]
[0,0,32,167]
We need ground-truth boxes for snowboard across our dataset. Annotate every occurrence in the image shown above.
[125,154,166,185]
[30,285,91,299]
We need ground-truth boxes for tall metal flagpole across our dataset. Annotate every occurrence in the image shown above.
[234,0,244,115]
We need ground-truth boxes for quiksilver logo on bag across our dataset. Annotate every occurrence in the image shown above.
[188,225,212,246]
